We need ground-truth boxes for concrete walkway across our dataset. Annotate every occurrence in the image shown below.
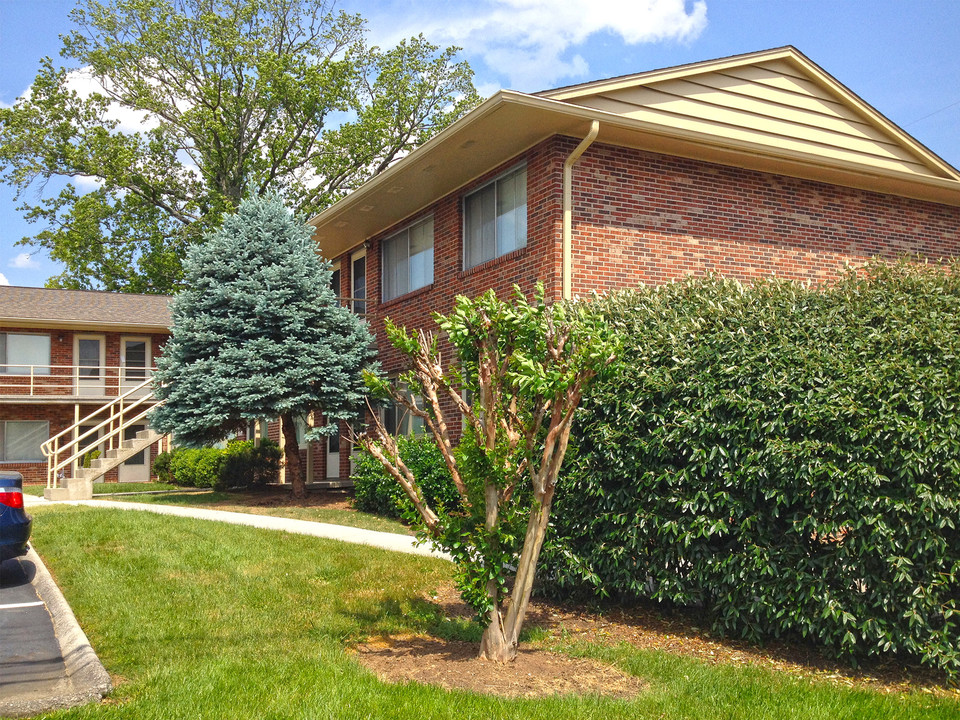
[25,495,451,560]
[40,498,450,560]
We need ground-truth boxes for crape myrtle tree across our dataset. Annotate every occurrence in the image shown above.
[150,192,376,498]
[0,0,479,293]
[358,287,617,662]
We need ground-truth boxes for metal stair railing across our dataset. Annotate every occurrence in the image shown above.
[41,376,167,489]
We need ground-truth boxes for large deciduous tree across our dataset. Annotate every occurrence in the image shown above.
[0,0,479,293]
[150,191,376,498]
[359,287,617,662]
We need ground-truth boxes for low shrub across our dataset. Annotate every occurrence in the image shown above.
[81,448,102,469]
[221,439,281,489]
[353,434,458,520]
[169,447,224,488]
[152,450,174,483]
[157,439,281,490]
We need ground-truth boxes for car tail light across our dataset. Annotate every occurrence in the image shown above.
[0,490,24,509]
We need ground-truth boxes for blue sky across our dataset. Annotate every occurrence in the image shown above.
[1,0,958,288]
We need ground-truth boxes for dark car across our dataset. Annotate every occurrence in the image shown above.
[0,471,32,562]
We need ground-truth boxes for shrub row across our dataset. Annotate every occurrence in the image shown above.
[541,262,960,674]
[153,439,281,490]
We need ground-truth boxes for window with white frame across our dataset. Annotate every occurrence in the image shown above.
[463,165,527,270]
[0,421,49,462]
[0,333,51,375]
[382,216,434,301]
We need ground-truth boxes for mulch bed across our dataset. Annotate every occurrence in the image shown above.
[355,635,646,699]
[354,579,960,700]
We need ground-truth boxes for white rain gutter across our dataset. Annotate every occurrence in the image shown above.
[562,120,600,301]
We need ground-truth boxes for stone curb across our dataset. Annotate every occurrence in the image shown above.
[0,548,113,718]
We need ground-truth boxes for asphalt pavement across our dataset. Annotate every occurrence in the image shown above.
[0,548,111,718]
[0,556,69,707]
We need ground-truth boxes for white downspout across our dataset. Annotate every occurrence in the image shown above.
[562,120,600,301]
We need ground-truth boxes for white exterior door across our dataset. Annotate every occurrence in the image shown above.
[74,335,105,396]
[120,336,151,396]
[326,429,340,479]
[350,249,366,314]
[118,423,150,483]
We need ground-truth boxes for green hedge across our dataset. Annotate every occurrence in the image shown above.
[154,439,281,490]
[544,263,960,674]
[353,434,459,521]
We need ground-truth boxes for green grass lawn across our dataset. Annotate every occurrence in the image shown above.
[27,505,960,720]
[95,489,411,534]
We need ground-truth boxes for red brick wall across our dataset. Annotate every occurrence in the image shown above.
[0,403,74,484]
[568,139,960,293]
[322,134,960,480]
[324,139,566,480]
[336,137,565,377]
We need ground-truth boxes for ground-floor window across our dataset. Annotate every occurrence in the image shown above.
[383,390,425,437]
[0,420,49,461]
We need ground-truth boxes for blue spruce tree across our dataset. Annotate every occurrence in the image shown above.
[151,193,376,497]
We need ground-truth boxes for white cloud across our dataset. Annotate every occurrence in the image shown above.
[17,66,162,136]
[74,175,106,190]
[9,252,39,269]
[64,68,161,134]
[0,273,10,286]
[475,81,504,101]
[400,0,708,89]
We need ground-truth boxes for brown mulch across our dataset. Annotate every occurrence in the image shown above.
[212,487,356,511]
[356,635,646,699]
[417,581,959,698]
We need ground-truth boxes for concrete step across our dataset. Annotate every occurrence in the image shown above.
[61,430,166,493]
[44,476,93,501]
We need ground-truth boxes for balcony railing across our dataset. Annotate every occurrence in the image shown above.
[0,364,157,398]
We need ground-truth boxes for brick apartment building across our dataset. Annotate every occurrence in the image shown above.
[308,47,960,481]
[0,286,171,485]
[8,48,959,488]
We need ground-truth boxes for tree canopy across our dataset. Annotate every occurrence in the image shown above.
[150,191,377,498]
[0,0,479,293]
[359,287,617,661]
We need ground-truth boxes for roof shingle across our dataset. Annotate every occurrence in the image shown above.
[0,286,172,329]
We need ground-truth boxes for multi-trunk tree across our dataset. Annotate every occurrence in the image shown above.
[359,287,617,662]
[150,192,376,497]
[0,0,479,293]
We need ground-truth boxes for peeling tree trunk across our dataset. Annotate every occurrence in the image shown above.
[281,413,304,499]
[479,587,516,662]
[479,479,516,662]
[478,489,556,663]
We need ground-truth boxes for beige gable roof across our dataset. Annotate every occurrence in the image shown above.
[0,286,172,331]
[311,48,960,260]
[540,46,960,183]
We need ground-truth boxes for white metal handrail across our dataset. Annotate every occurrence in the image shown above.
[0,363,156,397]
[41,376,165,489]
